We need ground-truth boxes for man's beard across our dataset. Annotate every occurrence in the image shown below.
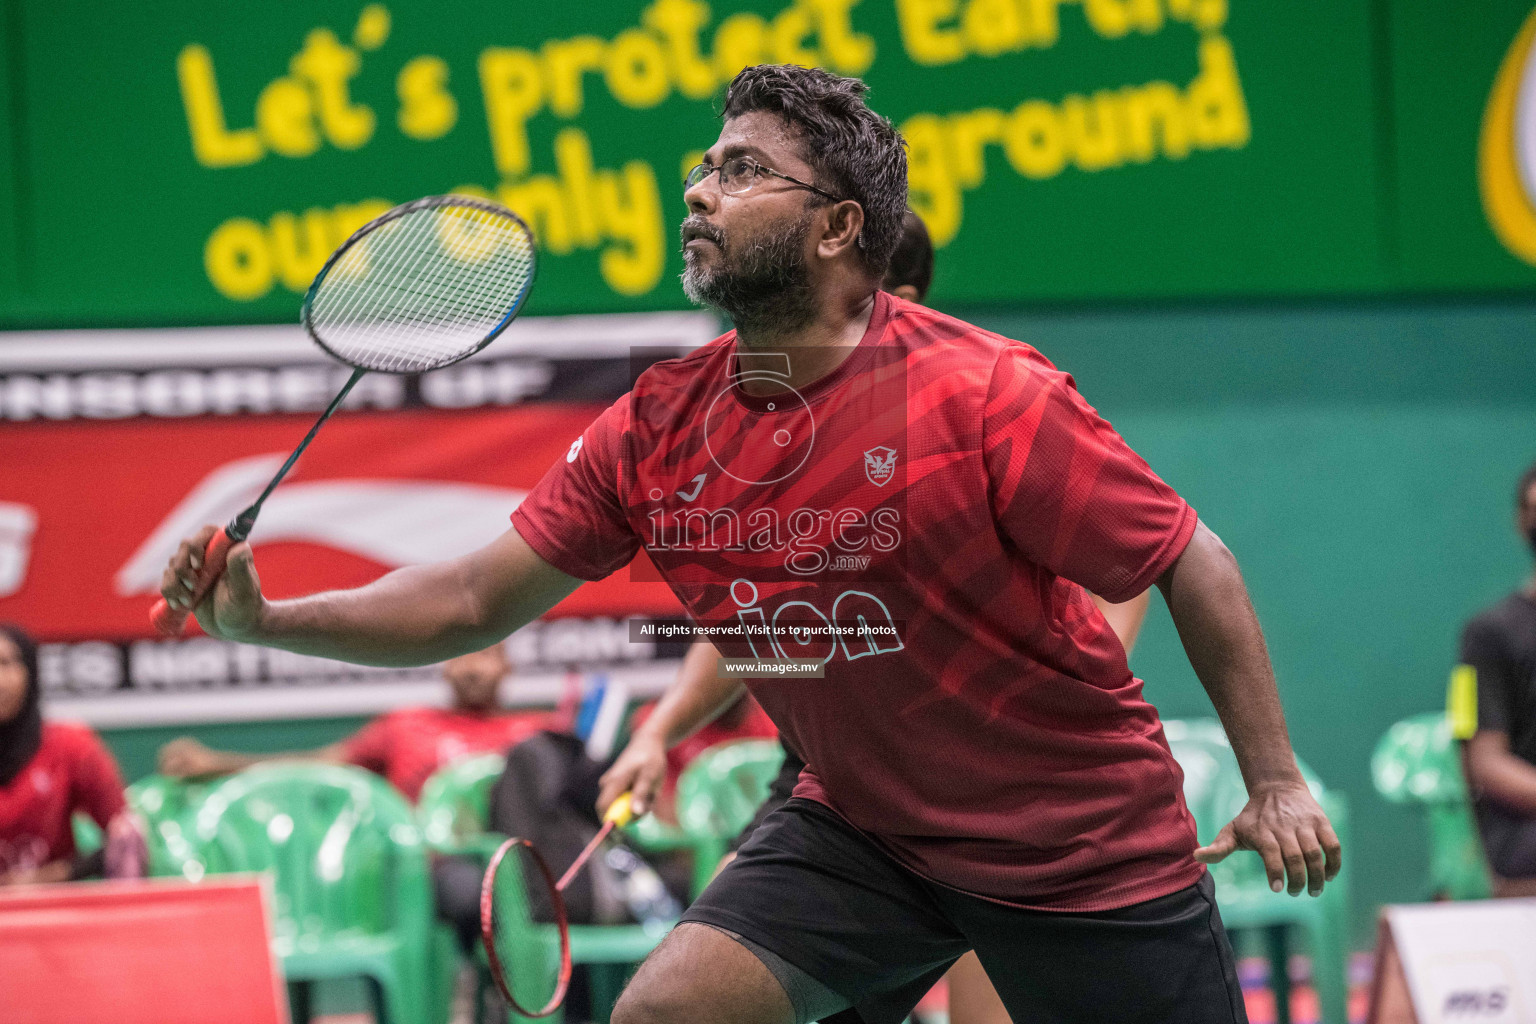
[680,210,817,338]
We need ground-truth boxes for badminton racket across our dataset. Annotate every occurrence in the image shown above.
[151,194,536,635]
[479,793,639,1017]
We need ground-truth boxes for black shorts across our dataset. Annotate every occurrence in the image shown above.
[729,748,805,853]
[682,798,1247,1024]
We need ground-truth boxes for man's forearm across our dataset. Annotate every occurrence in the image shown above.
[1465,735,1536,816]
[210,743,347,775]
[1158,521,1304,791]
[1474,755,1536,815]
[636,643,747,748]
[248,529,580,666]
[206,749,273,773]
[256,562,501,665]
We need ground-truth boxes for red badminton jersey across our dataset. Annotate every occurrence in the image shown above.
[514,291,1203,910]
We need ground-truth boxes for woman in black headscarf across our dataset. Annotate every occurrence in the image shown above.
[0,622,42,790]
[0,623,142,884]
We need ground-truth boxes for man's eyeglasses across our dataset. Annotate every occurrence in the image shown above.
[684,155,844,203]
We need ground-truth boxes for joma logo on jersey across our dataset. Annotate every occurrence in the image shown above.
[864,446,897,487]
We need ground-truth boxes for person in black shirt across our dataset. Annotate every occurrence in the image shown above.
[1452,459,1536,896]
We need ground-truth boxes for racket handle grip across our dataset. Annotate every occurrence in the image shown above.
[604,792,636,828]
[149,528,235,636]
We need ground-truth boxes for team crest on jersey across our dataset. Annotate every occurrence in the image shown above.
[864,446,897,487]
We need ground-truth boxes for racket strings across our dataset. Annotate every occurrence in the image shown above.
[319,211,450,364]
[482,837,572,1018]
[308,200,535,374]
[322,214,529,370]
[329,205,526,343]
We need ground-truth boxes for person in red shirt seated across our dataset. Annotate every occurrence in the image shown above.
[157,642,547,801]
[0,623,144,886]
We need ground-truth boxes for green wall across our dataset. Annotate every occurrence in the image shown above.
[9,0,1536,326]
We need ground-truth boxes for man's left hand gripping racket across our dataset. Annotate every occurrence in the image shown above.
[151,195,537,635]
[480,794,638,1017]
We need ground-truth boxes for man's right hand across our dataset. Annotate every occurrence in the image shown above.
[159,525,267,641]
[157,737,226,779]
[598,732,668,819]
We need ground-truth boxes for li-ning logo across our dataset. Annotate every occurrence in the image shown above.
[566,437,583,463]
[864,446,897,487]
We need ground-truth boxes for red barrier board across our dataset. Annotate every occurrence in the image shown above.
[0,877,287,1024]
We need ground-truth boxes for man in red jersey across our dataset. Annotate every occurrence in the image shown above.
[159,65,1338,1024]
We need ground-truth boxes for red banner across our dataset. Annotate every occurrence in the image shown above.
[0,404,681,638]
[0,317,708,726]
[0,404,687,727]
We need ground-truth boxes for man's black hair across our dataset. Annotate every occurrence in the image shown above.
[883,210,934,301]
[1518,459,1536,511]
[722,65,908,276]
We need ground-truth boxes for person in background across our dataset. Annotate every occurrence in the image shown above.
[882,208,933,303]
[157,642,546,802]
[599,209,1152,1024]
[628,689,779,827]
[0,622,144,885]
[1453,459,1536,897]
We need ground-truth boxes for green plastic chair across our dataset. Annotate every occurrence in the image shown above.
[191,764,435,1024]
[70,776,211,878]
[413,740,785,1021]
[125,774,211,880]
[418,752,508,860]
[1165,719,1351,1024]
[1371,711,1492,900]
[71,812,103,855]
[415,751,678,1024]
[71,776,208,872]
[672,739,786,898]
[416,751,517,1024]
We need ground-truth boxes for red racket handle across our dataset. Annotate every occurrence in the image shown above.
[149,528,234,636]
[557,819,616,893]
[481,837,572,1019]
